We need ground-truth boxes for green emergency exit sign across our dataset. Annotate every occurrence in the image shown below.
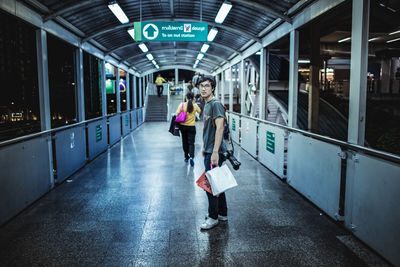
[125,115,129,126]
[96,125,102,142]
[134,22,208,41]
[266,131,275,154]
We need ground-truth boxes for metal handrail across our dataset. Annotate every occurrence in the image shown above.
[0,115,107,149]
[228,111,400,164]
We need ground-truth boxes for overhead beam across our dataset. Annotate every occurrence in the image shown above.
[123,48,226,63]
[131,54,219,68]
[106,43,137,56]
[141,65,212,76]
[229,0,292,23]
[170,0,174,17]
[82,19,261,43]
[135,60,215,70]
[43,0,102,22]
[106,41,240,58]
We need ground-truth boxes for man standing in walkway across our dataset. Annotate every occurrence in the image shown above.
[198,75,228,230]
[155,73,166,97]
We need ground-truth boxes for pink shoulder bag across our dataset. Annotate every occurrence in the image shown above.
[175,103,187,123]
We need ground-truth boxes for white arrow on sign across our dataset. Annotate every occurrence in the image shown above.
[143,23,159,40]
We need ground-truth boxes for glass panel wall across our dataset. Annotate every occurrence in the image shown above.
[366,1,400,155]
[119,69,127,111]
[83,51,102,119]
[0,10,40,141]
[47,34,77,128]
[105,63,117,114]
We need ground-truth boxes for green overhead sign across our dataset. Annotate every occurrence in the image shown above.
[134,22,208,41]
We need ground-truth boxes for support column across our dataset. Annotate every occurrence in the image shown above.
[221,71,225,105]
[308,25,320,133]
[36,29,51,131]
[229,66,233,112]
[116,68,121,113]
[139,77,143,107]
[288,30,299,128]
[240,59,246,115]
[259,47,267,120]
[126,73,130,110]
[348,0,370,145]
[143,77,146,105]
[175,68,179,86]
[101,61,107,116]
[133,76,137,108]
[75,48,85,121]
[36,28,54,186]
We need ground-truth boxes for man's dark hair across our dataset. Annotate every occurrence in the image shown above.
[196,74,216,89]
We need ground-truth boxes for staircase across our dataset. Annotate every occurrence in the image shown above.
[145,95,167,121]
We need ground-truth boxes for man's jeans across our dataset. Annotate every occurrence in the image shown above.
[204,153,227,220]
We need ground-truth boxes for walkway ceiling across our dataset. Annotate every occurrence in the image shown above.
[22,0,302,74]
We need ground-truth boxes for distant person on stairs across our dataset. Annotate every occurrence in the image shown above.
[155,74,166,97]
[175,92,201,167]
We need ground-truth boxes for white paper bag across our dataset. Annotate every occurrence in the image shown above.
[206,164,238,196]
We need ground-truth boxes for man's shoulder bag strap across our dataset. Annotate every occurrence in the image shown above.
[209,100,227,129]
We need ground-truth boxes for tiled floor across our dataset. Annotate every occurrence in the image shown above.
[0,122,387,266]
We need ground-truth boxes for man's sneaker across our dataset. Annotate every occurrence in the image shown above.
[189,157,194,166]
[218,215,228,221]
[200,217,219,230]
[184,158,189,163]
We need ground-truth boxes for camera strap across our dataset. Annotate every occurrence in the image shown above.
[209,100,234,154]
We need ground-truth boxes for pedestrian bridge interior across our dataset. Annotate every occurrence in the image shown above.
[0,0,399,266]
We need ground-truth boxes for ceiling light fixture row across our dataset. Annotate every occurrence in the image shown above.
[338,28,400,44]
[107,2,159,70]
[195,1,232,69]
[108,1,129,24]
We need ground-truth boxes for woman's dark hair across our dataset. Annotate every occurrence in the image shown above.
[186,92,194,113]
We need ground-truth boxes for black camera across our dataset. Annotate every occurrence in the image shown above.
[222,150,241,170]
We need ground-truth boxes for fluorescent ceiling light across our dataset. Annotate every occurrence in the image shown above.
[155,65,159,69]
[201,44,210,53]
[256,51,261,55]
[138,43,148,53]
[368,37,380,42]
[298,60,310,63]
[152,60,156,65]
[387,37,400,43]
[127,28,135,40]
[389,30,400,35]
[207,28,218,42]
[193,64,197,69]
[197,53,204,60]
[338,37,351,43]
[108,1,129,24]
[146,54,154,60]
[215,1,232,24]
[195,59,200,65]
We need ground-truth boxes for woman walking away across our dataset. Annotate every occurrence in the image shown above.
[176,92,201,166]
